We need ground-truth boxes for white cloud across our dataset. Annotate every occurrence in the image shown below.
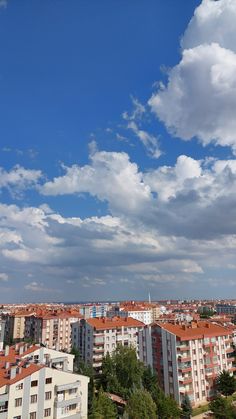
[41,150,151,215]
[149,0,236,152]
[127,121,161,159]
[0,165,42,197]
[24,281,58,293]
[0,273,8,281]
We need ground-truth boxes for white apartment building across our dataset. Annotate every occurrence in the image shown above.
[0,320,5,352]
[0,343,89,419]
[152,321,236,406]
[72,317,145,371]
[107,305,153,325]
[138,325,153,368]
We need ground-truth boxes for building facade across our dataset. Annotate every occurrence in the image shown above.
[72,316,145,372]
[0,343,89,419]
[152,321,235,406]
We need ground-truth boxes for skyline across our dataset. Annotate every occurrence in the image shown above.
[1,0,236,302]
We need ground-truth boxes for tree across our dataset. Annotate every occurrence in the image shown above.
[157,393,181,419]
[181,395,192,419]
[124,389,156,419]
[90,388,117,419]
[209,396,236,419]
[100,345,143,399]
[216,370,236,397]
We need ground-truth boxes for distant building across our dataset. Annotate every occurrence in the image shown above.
[0,342,89,418]
[72,316,145,372]
[0,319,5,351]
[152,321,235,406]
[79,304,110,319]
[24,312,81,351]
[216,304,236,315]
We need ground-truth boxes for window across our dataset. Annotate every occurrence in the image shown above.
[30,413,36,419]
[16,383,23,390]
[31,395,37,403]
[45,391,52,400]
[31,380,38,387]
[44,408,51,417]
[69,388,77,395]
[45,377,52,384]
[69,404,77,411]
[13,416,21,419]
[15,398,22,407]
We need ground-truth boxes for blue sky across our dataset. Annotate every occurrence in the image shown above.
[1,0,236,302]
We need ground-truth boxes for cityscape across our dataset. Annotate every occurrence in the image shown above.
[1,0,236,418]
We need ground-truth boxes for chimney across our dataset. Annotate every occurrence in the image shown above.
[5,361,10,369]
[19,346,24,355]
[4,345,9,356]
[15,343,19,351]
[10,366,17,379]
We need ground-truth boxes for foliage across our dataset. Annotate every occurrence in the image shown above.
[100,345,143,399]
[199,309,215,319]
[209,396,236,419]
[124,389,156,419]
[157,393,181,419]
[216,370,236,397]
[90,388,117,419]
[181,394,192,419]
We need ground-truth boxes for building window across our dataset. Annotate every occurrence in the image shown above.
[16,383,23,390]
[13,417,21,419]
[69,388,77,395]
[45,377,52,384]
[44,408,51,417]
[45,391,52,400]
[15,398,22,407]
[69,404,77,411]
[31,394,37,403]
[30,413,36,419]
[31,380,38,387]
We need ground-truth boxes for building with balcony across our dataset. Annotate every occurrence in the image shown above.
[0,342,89,419]
[0,320,5,352]
[152,321,235,406]
[72,316,145,372]
[24,312,82,352]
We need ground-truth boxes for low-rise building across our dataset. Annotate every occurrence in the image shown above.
[0,343,89,419]
[152,321,236,406]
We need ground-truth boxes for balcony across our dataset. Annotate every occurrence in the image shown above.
[177,345,190,352]
[179,377,192,385]
[54,396,81,409]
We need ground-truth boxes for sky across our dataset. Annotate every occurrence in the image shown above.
[0,0,236,302]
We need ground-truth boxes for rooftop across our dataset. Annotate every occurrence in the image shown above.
[155,321,230,341]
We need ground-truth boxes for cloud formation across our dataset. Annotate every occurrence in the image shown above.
[149,0,236,152]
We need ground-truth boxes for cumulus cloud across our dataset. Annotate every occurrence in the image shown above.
[41,150,151,214]
[149,0,236,152]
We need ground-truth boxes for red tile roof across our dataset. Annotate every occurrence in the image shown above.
[156,321,230,341]
[86,316,144,329]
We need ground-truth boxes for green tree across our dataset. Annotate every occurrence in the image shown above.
[90,388,117,419]
[181,395,192,419]
[124,389,156,419]
[209,396,236,419]
[157,393,181,419]
[100,345,143,399]
[216,370,236,397]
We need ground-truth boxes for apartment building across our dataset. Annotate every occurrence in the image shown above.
[0,320,5,352]
[107,302,155,325]
[24,312,81,351]
[79,304,110,319]
[138,325,153,368]
[72,316,145,372]
[152,321,236,406]
[4,312,30,344]
[0,343,89,419]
